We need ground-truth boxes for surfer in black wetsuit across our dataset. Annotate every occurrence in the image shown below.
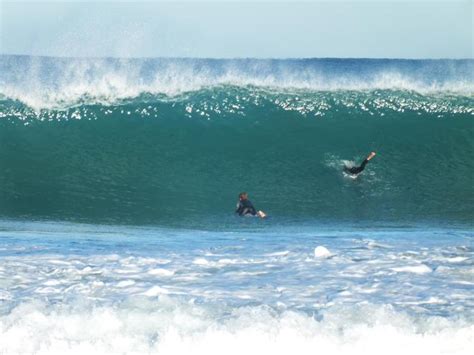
[344,152,376,175]
[236,192,266,218]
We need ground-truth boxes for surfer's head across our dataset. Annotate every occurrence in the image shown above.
[239,192,248,201]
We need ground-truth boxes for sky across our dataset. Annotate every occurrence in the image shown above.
[0,0,472,58]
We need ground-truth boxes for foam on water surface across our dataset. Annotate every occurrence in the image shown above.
[0,221,472,353]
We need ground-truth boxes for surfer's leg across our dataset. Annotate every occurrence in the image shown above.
[242,207,257,216]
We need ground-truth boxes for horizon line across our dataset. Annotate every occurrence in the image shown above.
[1,53,473,61]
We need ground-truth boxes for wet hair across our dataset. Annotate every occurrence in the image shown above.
[239,192,248,199]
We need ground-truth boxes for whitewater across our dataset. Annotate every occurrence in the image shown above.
[0,55,473,354]
[1,221,473,354]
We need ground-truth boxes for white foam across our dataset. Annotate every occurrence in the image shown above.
[193,258,209,265]
[43,280,62,286]
[143,286,169,297]
[314,246,333,259]
[0,301,472,355]
[148,268,175,277]
[446,257,468,263]
[265,251,290,257]
[217,258,239,265]
[392,264,432,274]
[34,287,60,294]
[0,222,473,355]
[116,280,135,288]
[1,57,472,110]
[0,290,12,300]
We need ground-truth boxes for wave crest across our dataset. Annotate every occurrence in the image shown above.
[1,87,472,123]
[1,56,473,110]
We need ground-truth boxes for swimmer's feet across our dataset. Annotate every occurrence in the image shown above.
[367,152,376,160]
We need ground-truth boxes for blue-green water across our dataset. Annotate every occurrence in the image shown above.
[0,56,473,354]
[1,56,473,227]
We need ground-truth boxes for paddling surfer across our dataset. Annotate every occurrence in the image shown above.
[235,192,266,218]
[344,152,376,175]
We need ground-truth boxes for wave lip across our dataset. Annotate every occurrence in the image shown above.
[1,55,473,110]
[1,87,473,124]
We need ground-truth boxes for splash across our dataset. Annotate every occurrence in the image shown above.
[1,55,472,110]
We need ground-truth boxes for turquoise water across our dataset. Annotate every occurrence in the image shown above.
[0,56,473,353]
[1,56,473,226]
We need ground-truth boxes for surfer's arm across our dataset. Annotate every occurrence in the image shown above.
[366,152,376,161]
[235,202,244,215]
[359,152,376,170]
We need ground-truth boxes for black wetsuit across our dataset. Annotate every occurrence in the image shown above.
[236,199,257,216]
[344,159,369,175]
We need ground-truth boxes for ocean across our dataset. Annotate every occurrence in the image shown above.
[0,55,473,354]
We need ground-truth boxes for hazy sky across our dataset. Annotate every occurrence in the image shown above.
[0,1,472,58]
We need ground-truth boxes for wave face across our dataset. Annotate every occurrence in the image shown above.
[0,55,473,226]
